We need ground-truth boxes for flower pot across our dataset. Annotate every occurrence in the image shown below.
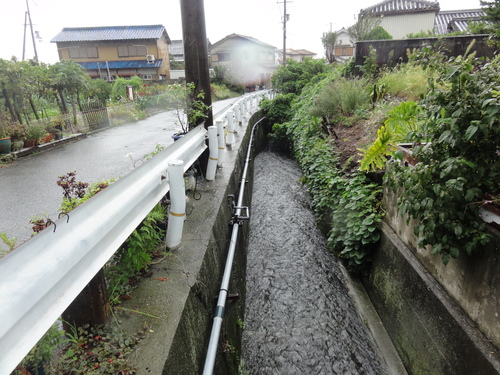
[0,137,12,154]
[171,132,187,141]
[23,139,37,148]
[41,133,53,144]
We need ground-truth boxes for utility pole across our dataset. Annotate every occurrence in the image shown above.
[180,0,213,129]
[23,0,39,63]
[180,0,213,172]
[283,0,287,65]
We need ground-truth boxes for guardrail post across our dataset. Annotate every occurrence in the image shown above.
[61,269,110,329]
[165,160,186,249]
[216,119,225,169]
[206,126,218,181]
[234,104,242,125]
[239,101,246,122]
[226,110,235,148]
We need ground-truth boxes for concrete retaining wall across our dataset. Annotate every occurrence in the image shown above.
[362,189,500,375]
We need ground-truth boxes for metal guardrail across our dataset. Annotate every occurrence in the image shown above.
[0,90,272,374]
[0,125,207,374]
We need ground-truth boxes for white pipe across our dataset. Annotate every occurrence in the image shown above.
[202,117,266,375]
[216,120,225,168]
[206,126,218,181]
[165,160,185,249]
[226,110,235,147]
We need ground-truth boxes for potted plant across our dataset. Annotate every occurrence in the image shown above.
[7,122,28,151]
[25,123,48,148]
[0,120,11,155]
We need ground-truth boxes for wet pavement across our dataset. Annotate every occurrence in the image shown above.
[242,151,384,375]
[0,98,238,249]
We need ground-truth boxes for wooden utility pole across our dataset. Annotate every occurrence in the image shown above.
[180,0,213,172]
[180,0,213,129]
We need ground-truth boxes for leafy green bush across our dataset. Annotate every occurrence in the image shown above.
[108,103,142,125]
[271,59,331,95]
[282,78,383,271]
[107,203,166,303]
[386,53,500,264]
[359,101,423,171]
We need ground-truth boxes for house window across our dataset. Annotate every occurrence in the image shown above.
[117,45,148,57]
[68,47,98,59]
[342,47,347,55]
[217,53,231,62]
[142,74,153,80]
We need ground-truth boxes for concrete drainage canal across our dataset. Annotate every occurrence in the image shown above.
[240,150,400,375]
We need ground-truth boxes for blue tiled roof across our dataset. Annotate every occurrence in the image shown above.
[76,59,163,70]
[51,25,170,43]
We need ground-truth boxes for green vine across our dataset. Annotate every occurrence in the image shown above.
[270,76,383,271]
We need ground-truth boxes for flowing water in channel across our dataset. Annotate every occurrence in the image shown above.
[242,150,383,375]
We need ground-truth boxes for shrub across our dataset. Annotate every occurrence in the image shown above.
[386,53,500,264]
[310,77,370,122]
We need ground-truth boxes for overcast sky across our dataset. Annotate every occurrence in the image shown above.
[1,0,482,64]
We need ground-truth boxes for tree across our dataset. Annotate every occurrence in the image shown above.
[271,59,330,95]
[365,26,392,40]
[321,31,338,64]
[348,15,382,42]
[480,0,500,23]
[48,60,90,115]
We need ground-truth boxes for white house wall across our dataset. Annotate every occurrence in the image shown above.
[380,12,436,39]
[211,38,275,86]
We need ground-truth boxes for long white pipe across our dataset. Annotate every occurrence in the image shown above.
[202,117,265,375]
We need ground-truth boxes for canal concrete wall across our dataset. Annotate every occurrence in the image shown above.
[117,111,267,374]
[362,188,500,375]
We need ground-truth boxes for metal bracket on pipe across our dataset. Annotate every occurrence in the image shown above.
[213,293,240,315]
[227,194,250,225]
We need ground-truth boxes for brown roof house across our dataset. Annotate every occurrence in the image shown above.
[51,25,172,81]
[209,33,278,89]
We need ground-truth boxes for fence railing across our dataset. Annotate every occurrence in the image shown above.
[0,90,272,374]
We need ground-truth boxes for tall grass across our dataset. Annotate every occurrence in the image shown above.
[310,77,370,121]
[377,64,430,101]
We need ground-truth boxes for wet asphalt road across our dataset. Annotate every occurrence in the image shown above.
[0,98,238,249]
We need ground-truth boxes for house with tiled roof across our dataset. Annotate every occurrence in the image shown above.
[51,25,171,81]
[359,0,440,39]
[285,49,316,62]
[209,34,278,89]
[435,9,487,34]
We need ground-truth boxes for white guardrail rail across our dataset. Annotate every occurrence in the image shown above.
[0,90,272,374]
[0,126,208,373]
